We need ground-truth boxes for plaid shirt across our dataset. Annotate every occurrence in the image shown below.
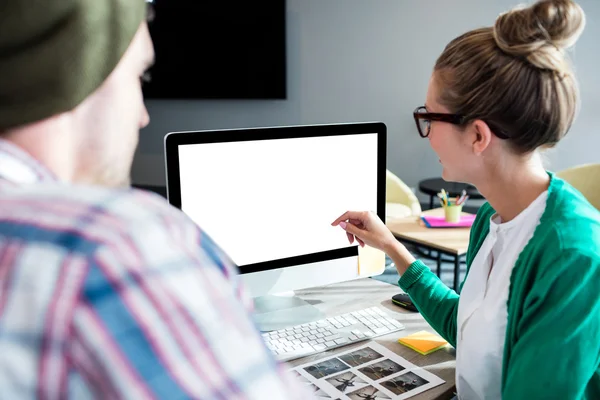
[0,140,311,399]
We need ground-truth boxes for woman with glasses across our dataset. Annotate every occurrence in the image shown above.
[332,0,600,399]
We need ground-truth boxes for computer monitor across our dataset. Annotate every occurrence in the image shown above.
[164,122,386,330]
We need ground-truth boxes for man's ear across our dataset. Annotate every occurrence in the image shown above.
[471,120,493,155]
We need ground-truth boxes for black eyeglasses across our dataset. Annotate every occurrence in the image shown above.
[413,106,467,138]
[413,106,510,139]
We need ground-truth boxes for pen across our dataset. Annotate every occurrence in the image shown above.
[437,192,445,206]
[457,190,467,205]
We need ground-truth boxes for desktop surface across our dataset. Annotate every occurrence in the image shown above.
[286,278,456,400]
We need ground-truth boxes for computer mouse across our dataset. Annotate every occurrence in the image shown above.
[391,293,419,312]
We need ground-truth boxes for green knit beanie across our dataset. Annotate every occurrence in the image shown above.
[0,0,147,130]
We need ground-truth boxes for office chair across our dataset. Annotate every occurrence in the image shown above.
[557,163,600,211]
[386,169,422,220]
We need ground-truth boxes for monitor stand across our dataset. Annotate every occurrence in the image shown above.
[253,291,325,332]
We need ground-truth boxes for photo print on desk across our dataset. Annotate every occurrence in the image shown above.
[289,342,445,399]
[339,347,384,367]
[305,358,351,379]
[290,369,311,384]
[380,372,429,395]
[358,359,405,381]
[307,383,334,398]
[325,371,369,394]
[347,385,391,400]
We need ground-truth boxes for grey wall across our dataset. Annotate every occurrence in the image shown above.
[133,0,600,200]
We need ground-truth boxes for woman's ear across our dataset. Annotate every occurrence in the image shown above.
[471,120,493,155]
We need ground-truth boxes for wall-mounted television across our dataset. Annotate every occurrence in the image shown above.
[143,0,287,100]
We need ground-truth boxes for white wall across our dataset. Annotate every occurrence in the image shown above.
[133,0,600,199]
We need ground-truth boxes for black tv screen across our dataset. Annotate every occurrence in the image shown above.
[143,0,287,100]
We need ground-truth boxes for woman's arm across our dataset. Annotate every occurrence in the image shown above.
[387,241,460,347]
[332,210,463,347]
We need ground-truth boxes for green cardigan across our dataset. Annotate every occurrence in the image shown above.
[398,173,600,399]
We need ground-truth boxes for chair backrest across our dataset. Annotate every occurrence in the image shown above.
[386,170,422,216]
[556,163,600,211]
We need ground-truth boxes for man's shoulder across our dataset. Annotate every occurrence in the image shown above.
[0,183,240,279]
[2,182,179,216]
[0,183,194,250]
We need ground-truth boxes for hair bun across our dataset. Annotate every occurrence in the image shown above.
[493,0,586,73]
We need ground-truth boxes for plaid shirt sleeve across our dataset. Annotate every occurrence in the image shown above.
[63,191,312,399]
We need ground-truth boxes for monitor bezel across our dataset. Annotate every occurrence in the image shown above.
[164,122,387,274]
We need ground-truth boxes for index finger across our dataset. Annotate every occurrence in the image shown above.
[331,211,365,226]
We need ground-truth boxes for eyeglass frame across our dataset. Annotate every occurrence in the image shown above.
[413,106,510,140]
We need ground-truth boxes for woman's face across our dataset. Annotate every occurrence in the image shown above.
[424,73,480,184]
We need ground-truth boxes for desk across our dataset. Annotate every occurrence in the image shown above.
[288,278,456,400]
[386,208,472,292]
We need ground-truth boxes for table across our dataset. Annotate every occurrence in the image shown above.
[289,278,456,400]
[418,178,483,210]
[386,208,472,292]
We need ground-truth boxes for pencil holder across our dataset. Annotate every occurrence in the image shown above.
[444,204,463,223]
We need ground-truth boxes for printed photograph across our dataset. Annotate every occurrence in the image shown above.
[358,359,405,381]
[306,383,332,398]
[339,346,384,367]
[380,372,429,395]
[347,385,391,400]
[290,369,311,384]
[304,358,350,379]
[325,371,369,394]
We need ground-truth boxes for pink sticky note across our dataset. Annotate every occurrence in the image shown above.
[421,214,476,228]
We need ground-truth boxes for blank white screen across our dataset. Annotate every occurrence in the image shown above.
[178,133,378,266]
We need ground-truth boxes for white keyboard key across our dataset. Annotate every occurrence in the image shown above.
[278,347,314,360]
[266,307,405,363]
[372,326,391,334]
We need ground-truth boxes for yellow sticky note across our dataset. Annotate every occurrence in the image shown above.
[357,245,385,277]
[398,330,449,355]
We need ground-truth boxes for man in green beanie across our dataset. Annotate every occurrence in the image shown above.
[0,1,310,398]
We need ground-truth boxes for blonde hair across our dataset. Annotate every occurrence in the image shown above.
[434,0,586,153]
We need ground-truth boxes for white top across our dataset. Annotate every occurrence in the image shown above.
[455,191,548,400]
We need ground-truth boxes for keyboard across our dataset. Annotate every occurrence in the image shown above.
[261,306,405,362]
